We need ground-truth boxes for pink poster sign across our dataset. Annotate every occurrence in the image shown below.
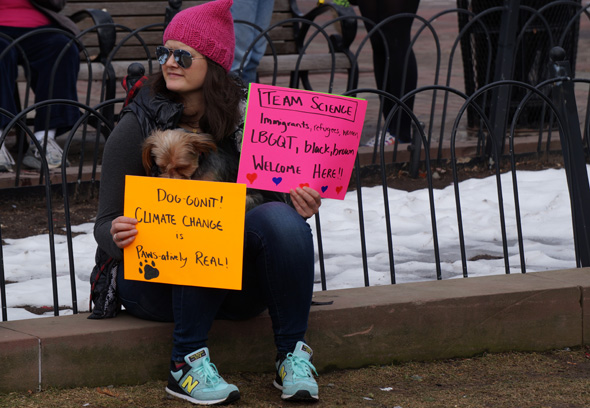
[237,83,367,200]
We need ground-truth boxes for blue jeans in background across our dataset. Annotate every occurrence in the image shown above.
[117,201,315,361]
[0,25,80,133]
[230,0,275,85]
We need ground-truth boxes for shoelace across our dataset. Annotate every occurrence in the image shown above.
[45,139,64,155]
[194,357,222,385]
[0,145,14,165]
[31,139,63,158]
[285,353,318,379]
[31,146,42,159]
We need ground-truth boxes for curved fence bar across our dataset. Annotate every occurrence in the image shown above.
[60,103,115,315]
[2,117,61,318]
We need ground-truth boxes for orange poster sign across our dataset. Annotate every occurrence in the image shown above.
[123,175,246,290]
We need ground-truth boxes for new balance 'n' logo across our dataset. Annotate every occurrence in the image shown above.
[279,366,287,383]
[182,375,199,393]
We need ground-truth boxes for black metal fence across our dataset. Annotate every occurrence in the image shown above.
[1,0,590,321]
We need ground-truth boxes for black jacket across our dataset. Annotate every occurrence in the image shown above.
[120,86,184,141]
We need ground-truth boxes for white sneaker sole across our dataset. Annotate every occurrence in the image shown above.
[273,380,319,401]
[165,386,240,405]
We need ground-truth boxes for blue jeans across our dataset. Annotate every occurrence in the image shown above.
[230,0,275,85]
[0,25,80,133]
[117,202,315,361]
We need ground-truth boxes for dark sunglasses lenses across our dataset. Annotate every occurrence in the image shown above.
[156,46,169,64]
[156,46,193,68]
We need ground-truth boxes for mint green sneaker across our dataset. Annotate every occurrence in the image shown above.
[165,347,240,405]
[273,341,319,401]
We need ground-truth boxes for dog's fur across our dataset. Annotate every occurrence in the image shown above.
[142,129,219,180]
[142,129,263,210]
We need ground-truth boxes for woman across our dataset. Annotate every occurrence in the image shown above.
[93,0,322,405]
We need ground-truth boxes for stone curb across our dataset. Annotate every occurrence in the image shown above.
[0,268,588,392]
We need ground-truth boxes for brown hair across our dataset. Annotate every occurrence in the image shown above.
[149,59,245,141]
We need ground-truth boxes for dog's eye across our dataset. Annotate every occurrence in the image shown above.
[150,164,161,177]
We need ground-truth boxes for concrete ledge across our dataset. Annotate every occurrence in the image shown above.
[0,268,588,392]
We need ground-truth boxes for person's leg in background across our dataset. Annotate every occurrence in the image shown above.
[20,28,80,169]
[230,0,275,85]
[359,0,420,143]
[0,32,19,172]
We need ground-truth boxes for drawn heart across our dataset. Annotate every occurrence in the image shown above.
[246,173,257,184]
[321,186,328,193]
[272,177,283,186]
[336,186,343,194]
[299,183,310,189]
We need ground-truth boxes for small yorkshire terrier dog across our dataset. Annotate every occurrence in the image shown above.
[142,129,263,210]
[142,129,218,180]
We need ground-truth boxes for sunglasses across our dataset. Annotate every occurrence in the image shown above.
[155,46,205,69]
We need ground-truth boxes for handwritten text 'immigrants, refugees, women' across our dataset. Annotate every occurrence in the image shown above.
[238,84,367,200]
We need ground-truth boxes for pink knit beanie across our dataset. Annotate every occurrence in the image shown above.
[163,0,235,72]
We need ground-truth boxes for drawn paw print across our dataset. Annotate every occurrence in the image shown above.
[139,260,159,280]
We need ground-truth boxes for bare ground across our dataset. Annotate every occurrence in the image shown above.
[1,346,590,407]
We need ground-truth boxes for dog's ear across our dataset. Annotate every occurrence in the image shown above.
[142,131,160,175]
[191,134,217,155]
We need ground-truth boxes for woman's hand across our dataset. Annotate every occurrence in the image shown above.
[290,186,322,219]
[110,216,138,248]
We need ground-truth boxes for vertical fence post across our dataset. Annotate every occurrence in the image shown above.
[486,0,520,160]
[0,226,6,321]
[548,46,590,266]
[165,0,183,27]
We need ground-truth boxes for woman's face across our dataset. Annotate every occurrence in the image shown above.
[161,40,208,98]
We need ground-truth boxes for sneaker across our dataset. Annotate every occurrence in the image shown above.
[22,138,64,170]
[0,143,15,172]
[273,341,319,401]
[363,131,396,147]
[165,347,240,405]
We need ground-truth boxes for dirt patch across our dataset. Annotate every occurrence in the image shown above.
[1,188,99,240]
[352,152,565,192]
